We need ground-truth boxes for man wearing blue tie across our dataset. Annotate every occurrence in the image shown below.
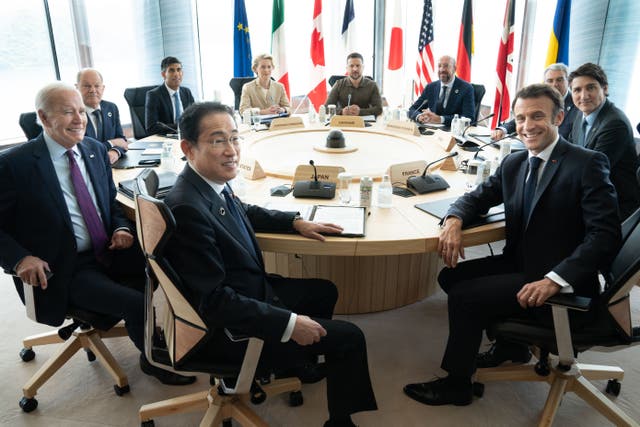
[144,56,195,136]
[403,84,620,407]
[76,68,128,165]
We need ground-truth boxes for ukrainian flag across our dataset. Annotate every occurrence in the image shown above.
[545,0,571,66]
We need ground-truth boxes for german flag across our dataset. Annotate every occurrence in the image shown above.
[456,0,473,81]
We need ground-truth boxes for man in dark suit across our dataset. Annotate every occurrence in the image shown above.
[164,102,377,427]
[145,56,195,136]
[408,55,475,127]
[492,63,579,140]
[0,83,194,386]
[569,62,639,220]
[403,84,621,406]
[76,68,128,164]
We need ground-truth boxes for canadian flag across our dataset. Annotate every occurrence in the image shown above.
[307,0,327,111]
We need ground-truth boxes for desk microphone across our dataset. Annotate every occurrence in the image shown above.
[406,152,458,194]
[473,132,517,160]
[292,160,336,199]
[462,113,495,137]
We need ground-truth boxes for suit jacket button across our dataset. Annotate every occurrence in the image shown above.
[273,296,280,302]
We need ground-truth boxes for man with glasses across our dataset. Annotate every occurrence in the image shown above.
[163,102,378,427]
[76,68,128,164]
[145,56,195,136]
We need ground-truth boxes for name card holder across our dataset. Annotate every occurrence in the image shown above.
[385,120,420,136]
[445,136,458,152]
[440,154,461,171]
[269,116,305,131]
[387,160,428,184]
[329,115,365,128]
[238,156,266,180]
[293,164,345,184]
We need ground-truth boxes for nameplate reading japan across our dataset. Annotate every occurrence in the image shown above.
[293,164,345,184]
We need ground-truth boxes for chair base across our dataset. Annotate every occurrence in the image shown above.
[21,322,129,401]
[476,358,638,427]
[139,377,301,427]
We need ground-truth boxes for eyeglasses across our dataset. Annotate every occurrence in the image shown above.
[208,135,243,149]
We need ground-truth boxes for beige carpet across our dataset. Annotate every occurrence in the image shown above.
[1,245,639,427]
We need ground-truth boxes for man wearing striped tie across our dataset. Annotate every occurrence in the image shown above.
[145,56,195,136]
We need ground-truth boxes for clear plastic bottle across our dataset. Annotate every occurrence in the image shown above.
[161,141,174,170]
[318,104,327,122]
[377,174,393,208]
[451,114,460,136]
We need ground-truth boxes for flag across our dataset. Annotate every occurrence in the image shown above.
[491,0,516,129]
[271,0,290,98]
[388,0,403,70]
[455,0,473,81]
[342,0,356,54]
[545,0,571,66]
[308,0,327,111]
[414,0,435,98]
[233,0,253,77]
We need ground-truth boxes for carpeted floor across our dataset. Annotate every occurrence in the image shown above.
[1,243,639,426]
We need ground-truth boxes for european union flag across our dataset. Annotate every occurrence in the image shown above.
[545,0,571,66]
[234,0,253,77]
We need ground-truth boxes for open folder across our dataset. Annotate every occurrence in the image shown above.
[415,196,505,229]
[265,203,367,237]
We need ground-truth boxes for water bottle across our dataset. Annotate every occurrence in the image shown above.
[451,114,460,136]
[359,176,373,208]
[242,110,252,125]
[318,104,327,122]
[161,141,174,170]
[377,174,393,208]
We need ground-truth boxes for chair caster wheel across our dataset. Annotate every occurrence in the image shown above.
[19,396,38,413]
[289,390,304,407]
[258,375,271,385]
[534,360,550,376]
[86,349,96,362]
[472,382,484,397]
[606,379,621,396]
[20,348,35,362]
[114,384,130,396]
[222,419,233,427]
[141,420,155,427]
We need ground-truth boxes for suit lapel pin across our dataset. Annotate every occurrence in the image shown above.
[107,111,113,118]
[89,154,95,158]
[455,89,459,94]
[219,207,226,216]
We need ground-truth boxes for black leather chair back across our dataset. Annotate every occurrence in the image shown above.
[229,77,255,111]
[19,112,42,141]
[124,85,156,140]
[471,84,486,121]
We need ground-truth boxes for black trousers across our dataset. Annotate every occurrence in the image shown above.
[438,255,545,378]
[206,276,377,419]
[67,246,146,352]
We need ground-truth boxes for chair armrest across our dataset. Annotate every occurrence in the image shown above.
[545,294,592,312]
[224,328,251,342]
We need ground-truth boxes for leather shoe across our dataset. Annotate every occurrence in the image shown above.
[275,361,327,384]
[476,341,532,368]
[403,377,473,406]
[140,354,197,386]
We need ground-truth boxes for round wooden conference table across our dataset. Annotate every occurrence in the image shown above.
[115,120,505,314]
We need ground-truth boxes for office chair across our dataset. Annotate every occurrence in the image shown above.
[134,185,302,427]
[228,77,256,111]
[18,306,130,412]
[19,112,42,140]
[470,84,486,122]
[124,85,156,140]
[328,75,373,87]
[475,212,640,426]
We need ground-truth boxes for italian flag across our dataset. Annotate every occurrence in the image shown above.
[271,0,290,98]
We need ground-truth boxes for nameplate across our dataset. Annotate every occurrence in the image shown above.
[440,154,461,171]
[329,115,365,128]
[269,116,304,131]
[385,120,419,136]
[388,160,427,184]
[446,136,458,152]
[238,156,266,180]
[293,164,345,184]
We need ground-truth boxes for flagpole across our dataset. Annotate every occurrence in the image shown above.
[515,0,536,93]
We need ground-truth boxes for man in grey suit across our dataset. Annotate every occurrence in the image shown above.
[569,62,639,220]
[403,84,620,406]
[164,102,377,427]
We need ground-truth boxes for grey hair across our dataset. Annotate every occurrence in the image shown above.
[543,63,569,78]
[35,82,79,125]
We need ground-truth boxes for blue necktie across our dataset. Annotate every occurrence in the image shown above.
[221,187,256,255]
[579,118,588,146]
[173,91,182,123]
[523,156,542,221]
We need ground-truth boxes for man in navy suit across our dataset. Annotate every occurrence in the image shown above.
[408,55,475,127]
[403,84,620,406]
[164,102,377,427]
[0,83,194,386]
[76,68,128,164]
[145,56,195,136]
[569,62,639,220]
[492,63,579,141]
